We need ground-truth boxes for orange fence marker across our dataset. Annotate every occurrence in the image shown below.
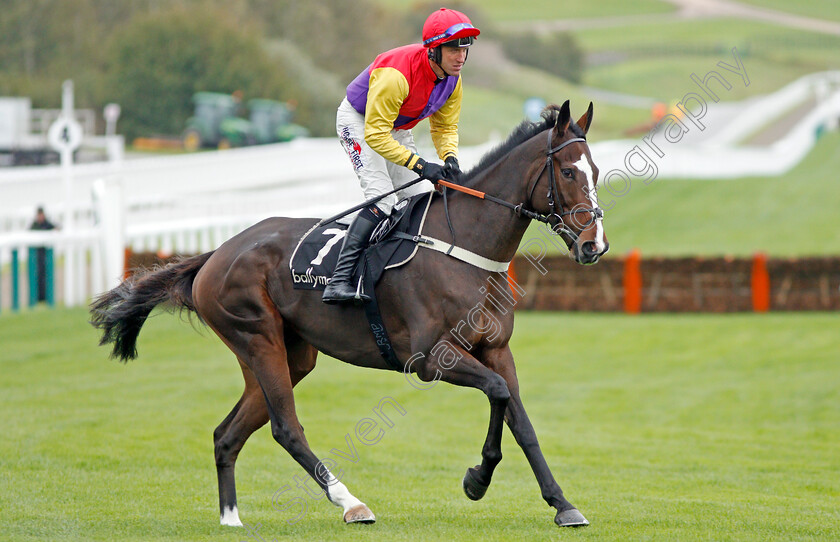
[623,249,642,314]
[751,252,770,312]
[123,248,133,279]
[507,259,520,303]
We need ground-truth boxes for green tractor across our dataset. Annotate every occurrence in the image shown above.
[248,98,309,144]
[182,93,308,151]
[182,92,254,151]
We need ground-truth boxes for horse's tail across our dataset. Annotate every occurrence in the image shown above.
[89,251,215,362]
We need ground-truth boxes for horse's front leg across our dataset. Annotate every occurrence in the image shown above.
[410,341,510,501]
[491,348,589,527]
[506,392,588,526]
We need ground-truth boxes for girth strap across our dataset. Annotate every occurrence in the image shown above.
[360,254,403,372]
[393,231,510,272]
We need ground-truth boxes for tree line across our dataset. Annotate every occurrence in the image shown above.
[0,0,583,140]
[0,0,412,138]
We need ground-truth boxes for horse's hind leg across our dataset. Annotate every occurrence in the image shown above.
[223,318,374,524]
[213,359,269,526]
[215,329,319,526]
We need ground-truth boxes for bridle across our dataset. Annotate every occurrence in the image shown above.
[527,130,604,242]
[436,128,604,247]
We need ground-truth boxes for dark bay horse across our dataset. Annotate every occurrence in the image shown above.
[90,101,608,529]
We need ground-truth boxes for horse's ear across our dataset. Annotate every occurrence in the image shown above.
[576,101,594,135]
[555,100,571,136]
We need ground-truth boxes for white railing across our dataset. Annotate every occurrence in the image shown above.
[590,71,840,179]
[2,71,840,309]
[0,228,103,311]
[714,70,840,146]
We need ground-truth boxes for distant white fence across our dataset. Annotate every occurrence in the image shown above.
[0,138,358,230]
[0,137,465,309]
[1,71,839,309]
[714,71,840,145]
[591,71,840,179]
[0,228,102,310]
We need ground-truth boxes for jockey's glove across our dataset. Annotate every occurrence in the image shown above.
[444,156,461,183]
[411,157,447,182]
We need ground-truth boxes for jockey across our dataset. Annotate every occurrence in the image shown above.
[323,7,480,305]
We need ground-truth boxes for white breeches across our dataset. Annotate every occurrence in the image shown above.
[336,98,433,215]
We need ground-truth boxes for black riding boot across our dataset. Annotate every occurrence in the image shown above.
[322,206,384,305]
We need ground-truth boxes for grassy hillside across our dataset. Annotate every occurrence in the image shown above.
[459,64,649,145]
[374,0,675,20]
[738,0,840,22]
[448,13,840,144]
[574,19,840,101]
[1,307,837,541]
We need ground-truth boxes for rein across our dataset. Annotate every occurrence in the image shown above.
[436,133,603,242]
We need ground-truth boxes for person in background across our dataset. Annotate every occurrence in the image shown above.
[323,7,480,304]
[29,206,57,303]
[30,206,56,232]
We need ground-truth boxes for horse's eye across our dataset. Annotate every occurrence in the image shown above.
[561,168,574,178]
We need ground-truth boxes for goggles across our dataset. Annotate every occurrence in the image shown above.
[442,36,474,48]
[423,22,477,47]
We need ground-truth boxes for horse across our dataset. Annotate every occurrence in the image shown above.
[90,100,609,529]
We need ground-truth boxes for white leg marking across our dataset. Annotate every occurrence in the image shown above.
[324,469,376,523]
[220,505,243,527]
[573,155,606,252]
[324,471,364,513]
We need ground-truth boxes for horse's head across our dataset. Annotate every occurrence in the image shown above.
[528,101,609,265]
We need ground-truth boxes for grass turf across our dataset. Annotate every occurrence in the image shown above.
[1,307,838,541]
[524,129,840,258]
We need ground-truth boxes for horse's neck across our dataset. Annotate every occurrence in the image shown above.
[429,146,537,264]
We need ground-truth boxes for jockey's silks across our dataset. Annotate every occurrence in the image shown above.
[346,44,461,168]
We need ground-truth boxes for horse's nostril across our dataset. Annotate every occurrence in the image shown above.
[581,241,597,255]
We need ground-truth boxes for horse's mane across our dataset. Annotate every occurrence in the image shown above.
[463,103,585,184]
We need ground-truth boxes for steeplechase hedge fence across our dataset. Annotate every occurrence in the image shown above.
[510,251,840,313]
[126,250,840,313]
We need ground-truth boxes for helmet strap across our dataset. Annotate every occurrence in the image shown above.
[427,45,468,78]
[428,46,442,66]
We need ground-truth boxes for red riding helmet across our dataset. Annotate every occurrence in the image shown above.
[422,8,480,49]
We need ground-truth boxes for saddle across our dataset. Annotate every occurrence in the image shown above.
[289,193,435,371]
[289,192,435,294]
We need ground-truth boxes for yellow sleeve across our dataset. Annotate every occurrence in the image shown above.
[429,76,462,161]
[363,67,417,167]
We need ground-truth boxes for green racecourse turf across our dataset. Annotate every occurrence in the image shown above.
[528,129,840,258]
[1,307,838,541]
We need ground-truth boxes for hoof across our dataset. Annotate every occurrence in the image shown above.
[554,508,589,527]
[344,504,376,524]
[220,505,243,527]
[462,467,489,501]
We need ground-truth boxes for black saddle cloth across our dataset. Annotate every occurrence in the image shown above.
[289,192,434,292]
